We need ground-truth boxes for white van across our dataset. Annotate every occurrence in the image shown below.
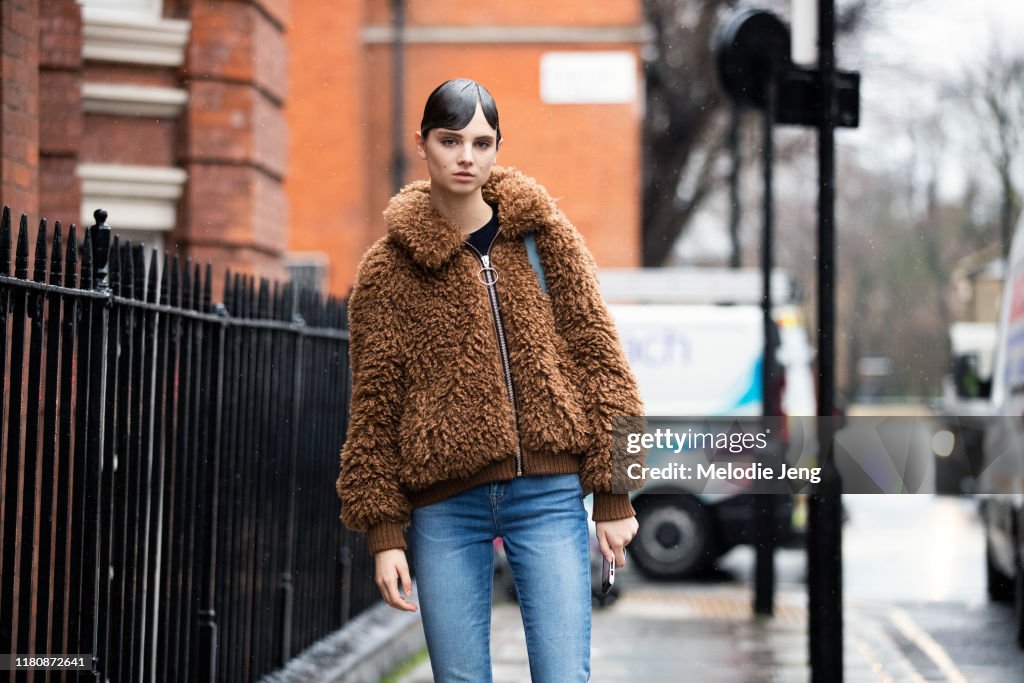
[597,267,813,578]
[978,216,1024,648]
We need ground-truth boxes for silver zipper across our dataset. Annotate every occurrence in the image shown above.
[465,235,525,476]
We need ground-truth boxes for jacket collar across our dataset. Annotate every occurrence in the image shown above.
[383,165,557,270]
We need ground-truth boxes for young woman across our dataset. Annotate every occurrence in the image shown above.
[336,78,647,682]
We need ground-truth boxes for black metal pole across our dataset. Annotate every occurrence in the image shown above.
[754,69,777,618]
[390,0,406,194]
[729,105,742,269]
[809,0,843,680]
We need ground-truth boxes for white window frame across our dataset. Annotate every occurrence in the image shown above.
[78,0,163,20]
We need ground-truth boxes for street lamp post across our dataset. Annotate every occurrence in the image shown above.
[716,2,857,677]
[807,0,844,679]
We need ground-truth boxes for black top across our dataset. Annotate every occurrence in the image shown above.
[465,203,499,256]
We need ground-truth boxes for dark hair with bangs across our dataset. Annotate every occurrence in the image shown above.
[419,78,502,145]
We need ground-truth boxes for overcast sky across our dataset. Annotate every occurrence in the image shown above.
[849,0,1024,196]
[864,0,1024,81]
[676,0,1024,262]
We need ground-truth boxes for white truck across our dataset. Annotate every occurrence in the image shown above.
[596,267,815,578]
[977,213,1024,648]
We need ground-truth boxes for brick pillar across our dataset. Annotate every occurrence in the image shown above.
[175,0,290,300]
[0,0,40,218]
[38,0,82,229]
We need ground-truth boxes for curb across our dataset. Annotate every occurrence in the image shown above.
[261,583,425,683]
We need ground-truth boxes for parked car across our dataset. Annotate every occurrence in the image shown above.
[933,321,997,494]
[977,214,1024,649]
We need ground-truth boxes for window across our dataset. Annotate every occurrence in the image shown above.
[80,0,162,20]
[285,253,329,295]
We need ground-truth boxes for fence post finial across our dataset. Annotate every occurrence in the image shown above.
[89,208,111,292]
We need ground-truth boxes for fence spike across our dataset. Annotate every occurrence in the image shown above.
[250,274,258,319]
[147,248,158,304]
[181,257,192,311]
[49,221,63,286]
[231,272,241,318]
[123,240,135,300]
[274,281,284,322]
[134,244,146,301]
[281,281,291,321]
[65,225,78,289]
[245,274,255,319]
[0,206,10,276]
[284,281,295,322]
[190,264,199,311]
[222,268,233,316]
[269,280,278,321]
[257,277,268,319]
[203,263,212,314]
[16,213,30,279]
[32,216,47,283]
[317,290,326,327]
[109,235,121,296]
[277,279,285,321]
[330,299,340,329]
[80,226,93,290]
[222,267,233,316]
[231,272,240,317]
[170,253,180,309]
[88,208,111,293]
[160,253,170,306]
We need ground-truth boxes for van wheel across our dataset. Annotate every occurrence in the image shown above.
[987,533,1014,603]
[628,496,717,579]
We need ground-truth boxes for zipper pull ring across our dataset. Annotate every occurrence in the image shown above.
[477,254,498,285]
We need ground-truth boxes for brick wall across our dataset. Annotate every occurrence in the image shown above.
[174,0,291,297]
[1,0,40,219]
[38,0,81,228]
[287,0,645,299]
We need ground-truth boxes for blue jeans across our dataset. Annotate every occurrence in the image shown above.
[409,473,592,682]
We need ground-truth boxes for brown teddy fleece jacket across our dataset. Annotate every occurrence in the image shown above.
[336,165,647,554]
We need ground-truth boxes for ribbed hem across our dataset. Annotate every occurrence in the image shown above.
[367,522,407,554]
[592,493,636,521]
[408,451,582,509]
[367,452,612,552]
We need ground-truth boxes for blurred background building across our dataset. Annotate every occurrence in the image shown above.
[1,0,291,299]
[3,0,1022,400]
[0,0,646,302]
[288,0,647,295]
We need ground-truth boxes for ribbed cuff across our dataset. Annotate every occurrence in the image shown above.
[592,493,636,522]
[367,521,407,554]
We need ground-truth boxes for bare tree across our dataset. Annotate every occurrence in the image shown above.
[640,0,729,266]
[956,43,1024,259]
[641,0,875,266]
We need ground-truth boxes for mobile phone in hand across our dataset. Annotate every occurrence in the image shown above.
[601,554,615,594]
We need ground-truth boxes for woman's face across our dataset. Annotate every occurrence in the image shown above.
[415,100,500,197]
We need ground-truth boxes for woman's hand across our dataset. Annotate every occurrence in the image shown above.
[595,516,639,568]
[375,549,417,612]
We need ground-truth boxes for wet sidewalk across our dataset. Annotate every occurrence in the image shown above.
[395,582,933,682]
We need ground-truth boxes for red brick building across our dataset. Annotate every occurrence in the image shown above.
[2,0,288,299]
[2,0,644,301]
[287,0,647,297]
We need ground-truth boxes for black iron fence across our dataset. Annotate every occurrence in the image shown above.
[0,207,377,682]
